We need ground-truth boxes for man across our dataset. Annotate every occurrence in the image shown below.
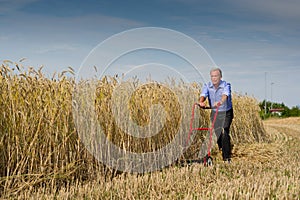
[199,67,234,163]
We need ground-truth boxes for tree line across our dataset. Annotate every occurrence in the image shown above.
[259,100,300,119]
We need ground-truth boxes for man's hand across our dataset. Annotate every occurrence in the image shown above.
[213,101,222,107]
[199,102,206,108]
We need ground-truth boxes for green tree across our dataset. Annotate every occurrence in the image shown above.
[259,101,300,118]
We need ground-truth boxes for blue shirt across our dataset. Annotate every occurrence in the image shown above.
[200,80,233,112]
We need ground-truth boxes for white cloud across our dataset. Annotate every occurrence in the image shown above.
[35,44,78,54]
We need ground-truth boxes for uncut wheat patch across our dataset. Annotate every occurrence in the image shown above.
[0,64,103,197]
[0,63,270,198]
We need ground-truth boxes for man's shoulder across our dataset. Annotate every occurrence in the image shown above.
[204,82,213,88]
[220,80,231,87]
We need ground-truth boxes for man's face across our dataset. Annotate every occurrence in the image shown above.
[210,70,221,86]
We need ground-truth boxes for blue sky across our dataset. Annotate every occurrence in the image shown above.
[1,0,300,107]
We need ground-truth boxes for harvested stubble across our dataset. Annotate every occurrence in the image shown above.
[0,63,269,198]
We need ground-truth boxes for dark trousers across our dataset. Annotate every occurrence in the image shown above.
[211,108,234,160]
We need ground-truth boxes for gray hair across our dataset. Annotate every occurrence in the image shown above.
[210,67,222,77]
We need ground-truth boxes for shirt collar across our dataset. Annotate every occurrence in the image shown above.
[208,80,225,88]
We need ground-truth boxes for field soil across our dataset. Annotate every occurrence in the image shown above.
[10,117,300,199]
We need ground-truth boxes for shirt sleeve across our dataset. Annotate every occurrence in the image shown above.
[223,82,231,96]
[200,83,209,98]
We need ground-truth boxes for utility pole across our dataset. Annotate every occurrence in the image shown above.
[271,82,274,110]
[265,72,267,116]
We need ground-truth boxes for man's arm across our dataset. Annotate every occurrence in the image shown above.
[220,94,228,105]
[213,94,227,107]
[199,84,209,107]
[200,82,231,108]
[218,82,231,106]
[199,96,206,107]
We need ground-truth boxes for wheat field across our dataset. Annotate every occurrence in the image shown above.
[0,63,299,199]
